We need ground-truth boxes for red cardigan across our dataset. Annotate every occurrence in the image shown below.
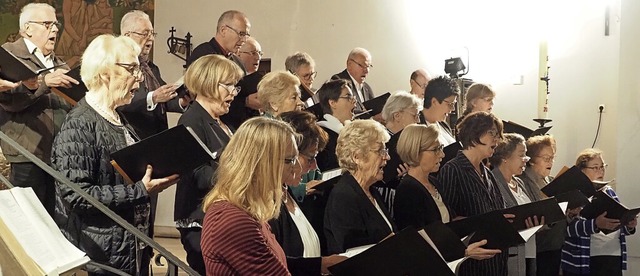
[201,201,290,275]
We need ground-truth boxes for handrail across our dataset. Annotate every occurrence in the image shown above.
[0,131,199,276]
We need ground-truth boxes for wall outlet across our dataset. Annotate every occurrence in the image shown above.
[598,104,605,113]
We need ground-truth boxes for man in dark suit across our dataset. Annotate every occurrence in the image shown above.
[117,10,188,140]
[331,47,374,113]
[186,10,249,74]
[0,3,78,215]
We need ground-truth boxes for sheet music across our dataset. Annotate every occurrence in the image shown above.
[339,244,374,258]
[321,168,342,181]
[518,225,543,242]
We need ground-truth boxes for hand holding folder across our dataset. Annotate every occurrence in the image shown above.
[580,190,640,234]
[50,66,87,106]
[0,46,66,82]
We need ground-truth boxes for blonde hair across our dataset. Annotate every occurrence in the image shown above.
[462,83,496,116]
[397,124,439,167]
[575,148,603,169]
[81,34,140,105]
[381,91,422,122]
[184,54,243,101]
[202,117,296,222]
[257,71,300,114]
[336,119,390,172]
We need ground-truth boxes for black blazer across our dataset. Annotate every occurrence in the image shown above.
[117,60,183,140]
[173,101,232,222]
[315,126,339,172]
[187,37,246,75]
[330,69,374,113]
[381,129,403,189]
[393,175,456,230]
[269,190,322,276]
[324,173,396,254]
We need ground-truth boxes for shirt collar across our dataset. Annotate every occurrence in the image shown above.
[24,38,53,63]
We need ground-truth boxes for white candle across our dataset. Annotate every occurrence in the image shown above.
[538,40,549,119]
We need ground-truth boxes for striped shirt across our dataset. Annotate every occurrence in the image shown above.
[561,187,635,274]
[439,151,508,276]
[201,201,290,275]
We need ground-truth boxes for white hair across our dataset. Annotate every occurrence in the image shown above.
[19,3,55,31]
[120,10,151,34]
[348,47,371,60]
[381,91,423,121]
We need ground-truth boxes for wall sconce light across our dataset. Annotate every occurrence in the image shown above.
[167,27,192,68]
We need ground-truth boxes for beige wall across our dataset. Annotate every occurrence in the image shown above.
[153,0,640,257]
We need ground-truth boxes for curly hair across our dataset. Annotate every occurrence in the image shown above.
[489,133,525,166]
[457,111,503,149]
[336,120,390,172]
[575,148,603,168]
[423,75,460,109]
[525,135,556,166]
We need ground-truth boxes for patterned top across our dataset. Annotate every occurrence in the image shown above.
[201,201,290,275]
[439,151,508,276]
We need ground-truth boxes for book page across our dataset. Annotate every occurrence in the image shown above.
[321,168,342,181]
[558,202,568,213]
[418,229,467,273]
[339,244,374,258]
[518,225,543,242]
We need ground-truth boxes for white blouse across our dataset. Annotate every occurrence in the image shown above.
[289,204,321,258]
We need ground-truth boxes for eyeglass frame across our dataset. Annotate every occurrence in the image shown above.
[583,164,608,171]
[534,155,555,163]
[294,71,317,81]
[284,156,299,166]
[400,109,420,121]
[338,93,356,101]
[299,152,317,164]
[370,147,390,157]
[115,62,142,80]
[411,78,427,89]
[218,83,241,96]
[424,144,444,154]
[224,24,251,38]
[27,21,62,30]
[349,58,373,70]
[486,129,501,139]
[127,30,158,38]
[441,99,457,109]
[239,50,263,57]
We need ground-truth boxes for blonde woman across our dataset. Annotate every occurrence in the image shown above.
[51,34,178,275]
[174,54,243,275]
[201,117,297,275]
[257,70,304,117]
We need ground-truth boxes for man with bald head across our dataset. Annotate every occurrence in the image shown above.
[1,3,78,215]
[331,47,374,113]
[186,10,250,74]
[409,69,431,99]
[221,37,263,129]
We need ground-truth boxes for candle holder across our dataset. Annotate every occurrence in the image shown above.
[166,27,192,68]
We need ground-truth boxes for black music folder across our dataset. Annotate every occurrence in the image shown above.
[362,92,391,117]
[446,211,539,250]
[328,226,464,276]
[554,189,591,210]
[580,190,640,234]
[305,103,323,121]
[110,124,216,183]
[541,166,597,199]
[0,46,65,82]
[51,66,86,106]
[502,120,551,139]
[442,141,462,166]
[500,198,565,231]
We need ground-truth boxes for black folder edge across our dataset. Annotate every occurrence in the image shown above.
[0,46,66,82]
[541,166,597,198]
[110,125,216,184]
[362,92,391,116]
[580,190,640,231]
[500,197,565,231]
[553,189,590,210]
[446,210,527,250]
[502,120,552,139]
[50,66,86,106]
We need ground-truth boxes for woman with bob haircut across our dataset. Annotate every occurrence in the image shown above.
[438,111,508,275]
[257,70,304,117]
[394,124,502,261]
[174,54,244,275]
[51,34,179,275]
[324,119,397,254]
[201,117,298,275]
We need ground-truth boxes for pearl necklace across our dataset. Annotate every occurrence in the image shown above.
[86,95,122,125]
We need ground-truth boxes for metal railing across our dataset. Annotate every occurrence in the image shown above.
[0,131,199,276]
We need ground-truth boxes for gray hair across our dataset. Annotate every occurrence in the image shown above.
[120,10,150,34]
[19,3,55,31]
[348,47,371,60]
[216,10,245,33]
[285,52,315,73]
[381,91,423,122]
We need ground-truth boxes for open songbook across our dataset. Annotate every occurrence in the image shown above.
[329,224,468,276]
[110,124,216,184]
[580,190,640,234]
[0,187,89,275]
[447,211,543,250]
[0,46,66,82]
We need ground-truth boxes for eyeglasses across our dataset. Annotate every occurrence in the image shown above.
[299,152,317,164]
[218,83,241,96]
[284,156,299,166]
[486,129,501,139]
[239,50,263,57]
[128,30,158,38]
[535,155,555,163]
[338,93,356,101]
[371,147,389,157]
[224,24,250,38]
[441,99,457,109]
[584,164,608,172]
[424,144,444,154]
[349,58,373,70]
[27,21,61,30]
[295,71,317,81]
[115,62,142,80]
[401,110,420,121]
[412,79,427,89]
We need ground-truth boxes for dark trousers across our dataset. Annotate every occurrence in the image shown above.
[178,227,206,275]
[10,162,55,215]
[562,256,622,276]
[537,250,561,276]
